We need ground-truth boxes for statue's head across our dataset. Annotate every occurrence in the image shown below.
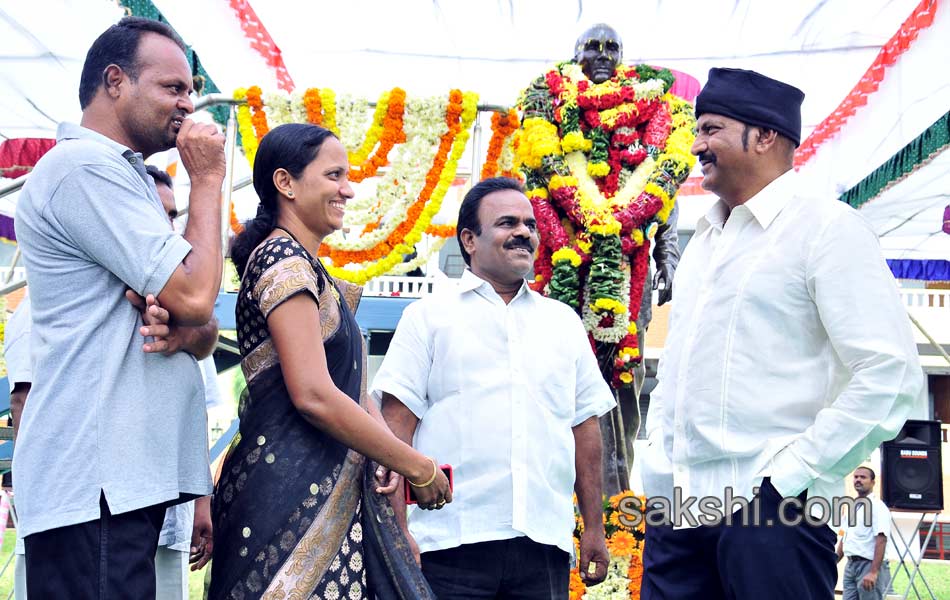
[574,23,623,83]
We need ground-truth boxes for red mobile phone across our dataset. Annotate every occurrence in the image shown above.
[405,465,453,505]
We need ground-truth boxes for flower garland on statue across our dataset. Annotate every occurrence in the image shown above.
[517,61,696,387]
[570,492,646,600]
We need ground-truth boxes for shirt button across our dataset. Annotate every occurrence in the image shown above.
[128,157,137,164]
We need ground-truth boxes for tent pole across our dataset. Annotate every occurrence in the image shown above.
[221,104,239,282]
[908,311,950,366]
[3,248,20,284]
[470,111,483,183]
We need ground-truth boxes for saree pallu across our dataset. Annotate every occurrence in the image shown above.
[209,236,433,600]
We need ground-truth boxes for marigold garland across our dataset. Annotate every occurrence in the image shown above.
[571,491,646,600]
[303,88,323,125]
[233,88,259,167]
[320,89,469,264]
[246,85,269,142]
[319,88,338,136]
[518,61,696,388]
[481,108,521,180]
[323,90,478,284]
[349,88,407,182]
[233,86,478,283]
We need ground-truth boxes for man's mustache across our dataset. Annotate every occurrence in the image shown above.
[504,238,534,252]
[698,151,716,165]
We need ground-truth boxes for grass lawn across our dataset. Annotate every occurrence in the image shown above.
[0,531,945,600]
[889,560,950,599]
[0,531,211,599]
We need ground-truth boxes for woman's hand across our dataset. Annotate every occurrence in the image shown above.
[407,459,452,510]
[374,464,401,495]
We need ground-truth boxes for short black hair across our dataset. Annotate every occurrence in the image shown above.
[456,177,525,266]
[230,123,338,277]
[855,466,876,480]
[79,17,186,109]
[145,164,173,189]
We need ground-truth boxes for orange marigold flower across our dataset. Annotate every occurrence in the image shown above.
[569,568,586,600]
[606,530,638,557]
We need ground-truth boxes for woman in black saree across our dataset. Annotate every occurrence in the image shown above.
[209,123,451,600]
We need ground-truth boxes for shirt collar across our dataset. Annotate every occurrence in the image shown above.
[459,269,532,303]
[742,169,797,229]
[57,122,140,162]
[696,169,798,234]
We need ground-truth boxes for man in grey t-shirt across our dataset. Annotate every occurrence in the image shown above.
[13,17,224,598]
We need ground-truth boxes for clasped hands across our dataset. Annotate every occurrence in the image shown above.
[125,290,184,355]
[373,460,452,510]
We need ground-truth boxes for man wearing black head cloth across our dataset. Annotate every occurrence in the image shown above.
[637,68,923,599]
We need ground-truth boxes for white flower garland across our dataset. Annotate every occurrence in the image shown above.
[336,94,371,155]
[264,91,292,126]
[326,96,448,249]
[384,237,448,275]
[581,555,633,600]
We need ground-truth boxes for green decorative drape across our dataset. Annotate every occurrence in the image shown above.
[118,0,230,127]
[840,110,950,209]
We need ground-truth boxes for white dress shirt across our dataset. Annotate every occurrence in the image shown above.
[640,170,923,519]
[371,269,616,554]
[843,494,891,561]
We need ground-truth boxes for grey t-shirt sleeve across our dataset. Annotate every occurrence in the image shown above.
[45,163,192,297]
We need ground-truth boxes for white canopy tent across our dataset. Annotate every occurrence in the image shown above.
[0,0,946,267]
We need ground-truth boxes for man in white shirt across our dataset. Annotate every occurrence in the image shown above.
[638,68,923,600]
[837,467,892,600]
[372,177,616,599]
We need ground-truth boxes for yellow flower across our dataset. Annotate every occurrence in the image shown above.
[233,88,259,169]
[552,248,582,267]
[620,347,639,359]
[593,298,626,314]
[319,88,338,135]
[526,187,549,200]
[519,118,561,169]
[562,130,591,153]
[627,322,638,335]
[549,174,578,190]
[619,372,634,384]
[589,220,621,236]
[587,161,610,178]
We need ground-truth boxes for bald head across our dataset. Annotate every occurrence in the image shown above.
[574,23,623,83]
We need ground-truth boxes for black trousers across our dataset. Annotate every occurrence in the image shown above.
[421,536,570,600]
[641,478,838,600]
[24,494,166,600]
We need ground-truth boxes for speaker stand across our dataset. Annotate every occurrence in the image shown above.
[890,512,940,600]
